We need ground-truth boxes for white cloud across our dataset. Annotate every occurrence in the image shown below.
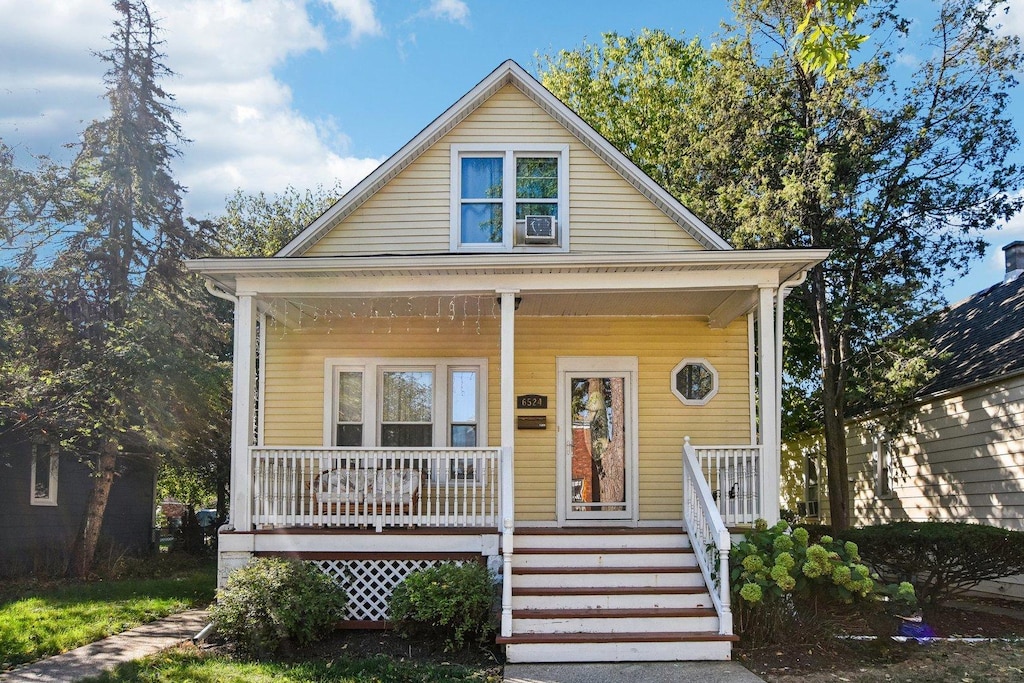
[992,2,1024,39]
[0,0,383,219]
[428,0,469,25]
[322,0,383,41]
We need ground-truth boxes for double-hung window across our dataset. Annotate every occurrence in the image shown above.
[381,369,434,447]
[452,144,568,251]
[326,359,486,453]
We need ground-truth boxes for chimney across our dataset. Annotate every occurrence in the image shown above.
[1004,241,1024,282]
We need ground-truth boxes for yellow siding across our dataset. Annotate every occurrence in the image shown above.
[262,315,502,447]
[513,317,750,521]
[263,314,751,522]
[304,84,702,256]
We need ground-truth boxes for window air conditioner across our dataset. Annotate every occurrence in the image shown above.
[524,215,557,244]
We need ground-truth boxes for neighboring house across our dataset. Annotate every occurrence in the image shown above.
[187,60,826,663]
[782,241,1024,596]
[0,433,157,577]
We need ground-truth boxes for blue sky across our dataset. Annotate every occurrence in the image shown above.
[1,0,1021,302]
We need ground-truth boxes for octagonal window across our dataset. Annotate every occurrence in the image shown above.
[671,359,718,406]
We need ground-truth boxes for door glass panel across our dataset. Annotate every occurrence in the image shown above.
[570,376,626,513]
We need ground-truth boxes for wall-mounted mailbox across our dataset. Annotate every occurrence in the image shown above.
[517,415,547,430]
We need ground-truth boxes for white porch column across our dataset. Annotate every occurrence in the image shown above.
[497,288,518,639]
[757,287,779,525]
[229,292,258,531]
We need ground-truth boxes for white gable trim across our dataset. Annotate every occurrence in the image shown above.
[277,60,730,257]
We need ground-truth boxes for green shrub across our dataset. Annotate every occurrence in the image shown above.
[211,557,346,656]
[844,522,1024,606]
[731,519,914,645]
[389,561,495,651]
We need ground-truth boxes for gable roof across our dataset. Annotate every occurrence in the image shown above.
[277,59,731,257]
[915,273,1024,396]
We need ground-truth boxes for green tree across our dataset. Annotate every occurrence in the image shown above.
[0,1,229,577]
[221,183,344,257]
[793,0,869,79]
[541,0,1022,528]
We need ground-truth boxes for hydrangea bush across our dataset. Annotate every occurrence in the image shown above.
[731,520,914,644]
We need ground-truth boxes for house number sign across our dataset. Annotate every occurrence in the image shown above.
[517,394,547,409]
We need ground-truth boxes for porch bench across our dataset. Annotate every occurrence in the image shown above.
[312,468,424,525]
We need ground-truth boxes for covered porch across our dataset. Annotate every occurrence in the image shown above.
[190,249,827,639]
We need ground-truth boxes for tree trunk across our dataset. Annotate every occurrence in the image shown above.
[68,440,118,577]
[601,378,626,505]
[821,370,851,530]
[586,378,606,503]
[804,272,852,530]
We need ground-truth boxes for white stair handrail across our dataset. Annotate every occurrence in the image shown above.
[682,436,733,635]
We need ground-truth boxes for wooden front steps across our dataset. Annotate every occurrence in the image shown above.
[501,527,735,663]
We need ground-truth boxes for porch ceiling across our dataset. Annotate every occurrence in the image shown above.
[263,289,744,323]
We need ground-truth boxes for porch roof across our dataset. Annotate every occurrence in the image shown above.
[187,249,828,326]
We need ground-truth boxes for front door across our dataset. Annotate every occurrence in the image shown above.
[557,357,638,524]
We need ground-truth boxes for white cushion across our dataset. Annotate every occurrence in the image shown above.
[315,469,371,504]
[373,469,420,505]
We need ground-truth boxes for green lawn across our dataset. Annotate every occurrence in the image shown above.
[85,648,502,683]
[0,564,215,670]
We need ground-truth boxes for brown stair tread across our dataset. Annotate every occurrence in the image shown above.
[514,565,701,575]
[515,546,691,555]
[497,631,739,644]
[514,607,716,619]
[515,527,685,535]
[515,586,707,596]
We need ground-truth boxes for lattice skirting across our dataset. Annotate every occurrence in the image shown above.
[309,558,467,622]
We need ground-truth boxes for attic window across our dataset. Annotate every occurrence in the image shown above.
[671,359,718,406]
[451,144,568,252]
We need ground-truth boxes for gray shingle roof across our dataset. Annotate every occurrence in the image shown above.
[917,273,1024,396]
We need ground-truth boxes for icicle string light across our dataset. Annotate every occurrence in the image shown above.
[263,295,498,337]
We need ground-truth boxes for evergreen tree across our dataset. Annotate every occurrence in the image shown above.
[0,1,228,576]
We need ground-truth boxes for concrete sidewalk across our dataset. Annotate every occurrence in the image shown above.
[504,661,766,683]
[0,609,210,683]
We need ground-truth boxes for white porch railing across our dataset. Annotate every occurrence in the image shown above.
[682,437,732,636]
[693,444,762,526]
[251,447,500,530]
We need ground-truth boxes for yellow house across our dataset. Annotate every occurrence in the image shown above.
[188,60,827,663]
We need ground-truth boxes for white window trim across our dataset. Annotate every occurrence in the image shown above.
[323,357,488,450]
[450,143,570,253]
[873,434,894,497]
[30,444,58,506]
[670,358,719,406]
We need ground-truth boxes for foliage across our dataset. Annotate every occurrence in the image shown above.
[86,648,503,683]
[731,519,915,645]
[541,0,1024,529]
[538,29,708,197]
[0,0,231,578]
[211,558,346,657]
[221,183,344,257]
[389,561,496,652]
[844,522,1024,606]
[793,0,870,79]
[0,564,214,669]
